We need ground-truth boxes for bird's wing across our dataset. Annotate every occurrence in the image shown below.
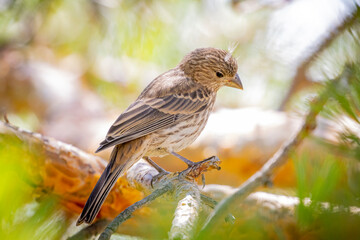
[96,87,211,152]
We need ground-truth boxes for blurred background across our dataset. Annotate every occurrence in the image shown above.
[1,0,360,239]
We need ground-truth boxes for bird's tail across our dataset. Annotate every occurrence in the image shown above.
[76,145,125,225]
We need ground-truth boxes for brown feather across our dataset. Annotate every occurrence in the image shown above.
[96,72,212,152]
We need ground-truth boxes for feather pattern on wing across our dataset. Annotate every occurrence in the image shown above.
[96,71,212,153]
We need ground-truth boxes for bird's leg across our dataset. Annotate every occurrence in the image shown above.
[143,156,169,187]
[171,152,196,167]
[143,156,169,174]
[171,152,210,187]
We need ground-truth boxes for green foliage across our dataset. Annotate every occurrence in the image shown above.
[294,151,360,239]
[0,135,66,240]
[323,64,359,123]
[295,153,341,223]
[291,59,360,239]
[320,63,360,158]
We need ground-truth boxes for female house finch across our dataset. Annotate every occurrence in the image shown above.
[77,47,243,225]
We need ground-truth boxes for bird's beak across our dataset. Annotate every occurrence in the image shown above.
[225,73,243,90]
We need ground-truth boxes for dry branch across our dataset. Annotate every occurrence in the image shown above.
[0,120,224,239]
[169,181,200,240]
[99,157,222,240]
[0,120,143,221]
[67,219,109,240]
[99,184,172,240]
[202,185,360,217]
[1,120,224,240]
[279,4,360,110]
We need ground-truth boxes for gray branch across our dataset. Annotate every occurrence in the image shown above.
[169,182,200,240]
[98,183,173,240]
[98,156,222,240]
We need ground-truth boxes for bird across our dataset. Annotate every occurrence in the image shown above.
[76,47,243,225]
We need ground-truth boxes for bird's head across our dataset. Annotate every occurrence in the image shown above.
[179,48,243,91]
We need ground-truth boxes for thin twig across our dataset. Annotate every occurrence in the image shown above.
[98,183,172,240]
[200,194,235,224]
[200,194,217,209]
[198,80,337,238]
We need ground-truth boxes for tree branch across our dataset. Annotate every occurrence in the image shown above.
[0,120,146,221]
[98,156,222,240]
[67,219,109,240]
[202,185,360,217]
[99,184,173,240]
[169,181,200,240]
[0,120,224,240]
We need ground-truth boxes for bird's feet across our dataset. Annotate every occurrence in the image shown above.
[144,154,221,188]
[171,152,196,167]
[184,155,221,172]
[151,171,170,188]
[177,156,221,187]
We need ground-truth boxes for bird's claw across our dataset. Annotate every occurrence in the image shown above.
[151,171,170,188]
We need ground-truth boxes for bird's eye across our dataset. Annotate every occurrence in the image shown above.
[216,72,224,78]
